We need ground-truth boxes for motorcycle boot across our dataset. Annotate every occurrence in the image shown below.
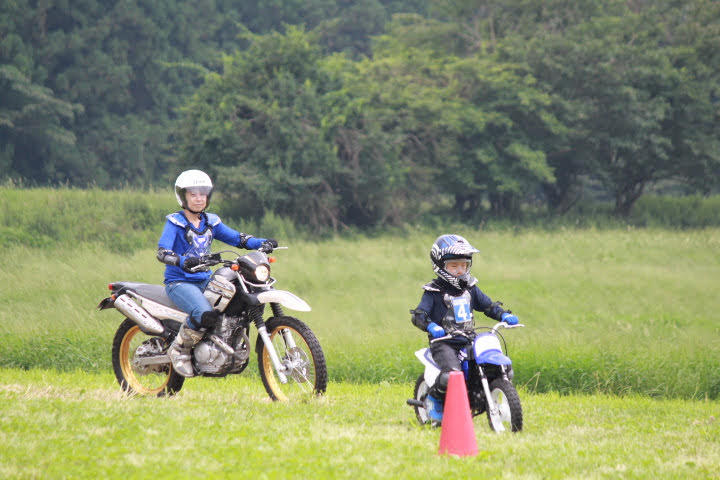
[167,324,203,377]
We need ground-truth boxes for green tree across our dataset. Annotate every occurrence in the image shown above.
[178,27,344,229]
[522,1,720,214]
[364,15,561,218]
[0,64,83,184]
[313,0,388,58]
[658,0,720,195]
[0,1,84,183]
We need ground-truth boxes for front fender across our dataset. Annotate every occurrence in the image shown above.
[477,349,512,366]
[254,290,311,312]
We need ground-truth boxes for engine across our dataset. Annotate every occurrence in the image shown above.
[193,314,250,375]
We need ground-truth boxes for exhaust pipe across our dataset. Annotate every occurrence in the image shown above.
[113,294,165,335]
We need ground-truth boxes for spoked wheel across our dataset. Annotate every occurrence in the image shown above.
[486,378,523,432]
[111,319,184,397]
[412,374,433,426]
[257,316,327,401]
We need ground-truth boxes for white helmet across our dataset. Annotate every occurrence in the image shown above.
[174,170,213,212]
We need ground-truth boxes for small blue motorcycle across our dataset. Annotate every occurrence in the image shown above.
[407,322,524,432]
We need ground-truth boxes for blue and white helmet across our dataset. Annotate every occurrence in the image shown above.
[430,234,480,289]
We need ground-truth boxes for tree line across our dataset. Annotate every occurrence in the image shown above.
[2,0,718,228]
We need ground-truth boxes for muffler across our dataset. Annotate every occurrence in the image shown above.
[113,294,165,335]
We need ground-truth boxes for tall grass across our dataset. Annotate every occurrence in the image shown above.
[3,187,720,397]
[2,223,719,398]
[4,188,720,252]
[0,187,306,253]
[630,194,720,228]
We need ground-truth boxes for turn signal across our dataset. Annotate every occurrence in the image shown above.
[231,264,239,271]
[268,257,277,263]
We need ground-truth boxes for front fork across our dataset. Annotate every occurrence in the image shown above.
[254,303,293,383]
[271,303,298,351]
[478,366,506,432]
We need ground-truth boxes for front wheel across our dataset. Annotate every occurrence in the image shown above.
[112,318,184,397]
[412,374,433,425]
[486,378,523,432]
[257,316,327,401]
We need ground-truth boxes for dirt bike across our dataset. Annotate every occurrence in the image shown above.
[97,247,327,401]
[407,322,524,432]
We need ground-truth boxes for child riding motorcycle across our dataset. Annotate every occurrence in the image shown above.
[410,234,519,423]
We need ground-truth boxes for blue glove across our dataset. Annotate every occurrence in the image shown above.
[245,237,264,250]
[501,312,519,325]
[427,322,446,338]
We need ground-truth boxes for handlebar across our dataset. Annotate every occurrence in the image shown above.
[187,248,287,272]
[429,322,525,343]
[187,253,224,272]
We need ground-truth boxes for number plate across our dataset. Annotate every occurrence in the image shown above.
[451,298,472,323]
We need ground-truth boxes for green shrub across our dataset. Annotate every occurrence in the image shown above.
[630,195,720,228]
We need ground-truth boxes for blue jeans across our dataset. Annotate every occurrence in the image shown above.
[166,279,212,330]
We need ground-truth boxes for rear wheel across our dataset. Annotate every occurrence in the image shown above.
[257,316,327,401]
[112,319,184,396]
[486,378,522,432]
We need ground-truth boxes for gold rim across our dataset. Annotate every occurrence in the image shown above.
[261,326,315,402]
[119,325,170,395]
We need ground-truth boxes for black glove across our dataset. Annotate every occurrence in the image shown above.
[259,238,279,253]
[182,256,202,272]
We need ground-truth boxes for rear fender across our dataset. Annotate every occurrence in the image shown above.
[97,297,115,310]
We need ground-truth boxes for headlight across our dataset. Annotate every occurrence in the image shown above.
[254,265,270,282]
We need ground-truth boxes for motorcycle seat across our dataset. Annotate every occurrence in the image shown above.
[114,282,177,308]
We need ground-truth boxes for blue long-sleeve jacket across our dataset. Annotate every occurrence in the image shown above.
[157,211,263,284]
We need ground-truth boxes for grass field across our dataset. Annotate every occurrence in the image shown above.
[2,228,719,397]
[0,369,718,479]
[2,190,720,478]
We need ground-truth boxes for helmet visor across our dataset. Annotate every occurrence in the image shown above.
[443,258,471,276]
[186,186,212,196]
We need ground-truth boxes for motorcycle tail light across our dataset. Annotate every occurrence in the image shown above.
[108,283,114,291]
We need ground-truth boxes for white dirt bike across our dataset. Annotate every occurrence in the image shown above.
[407,322,524,432]
[98,248,327,401]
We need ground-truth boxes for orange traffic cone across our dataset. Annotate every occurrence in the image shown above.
[438,371,478,457]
